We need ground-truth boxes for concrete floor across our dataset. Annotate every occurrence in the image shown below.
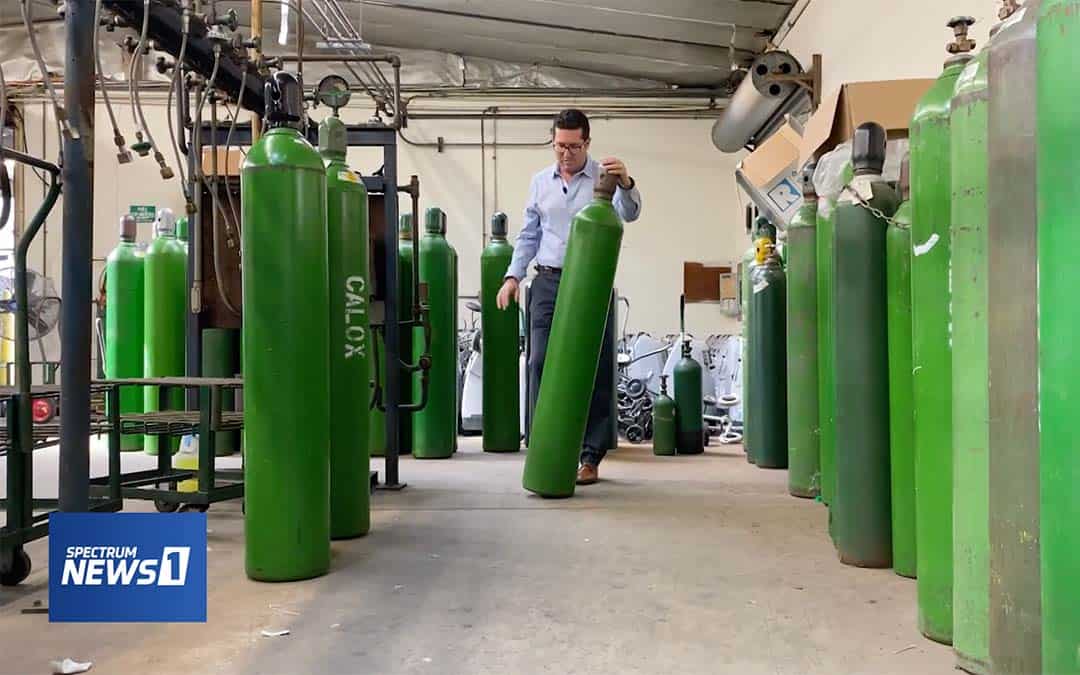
[0,437,952,675]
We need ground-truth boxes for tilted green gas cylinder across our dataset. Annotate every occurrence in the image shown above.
[831,123,899,569]
[143,208,186,456]
[412,208,456,459]
[105,215,144,451]
[785,164,820,498]
[887,156,916,580]
[910,17,974,645]
[481,212,520,452]
[242,72,330,582]
[523,173,623,497]
[652,374,676,456]
[320,113,372,539]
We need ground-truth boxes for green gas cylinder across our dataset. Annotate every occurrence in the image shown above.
[320,114,372,539]
[241,72,330,582]
[832,123,899,569]
[887,156,916,580]
[988,3,1042,672]
[749,234,787,469]
[740,239,757,462]
[398,213,416,456]
[369,327,387,458]
[951,40,991,673]
[105,215,144,451]
[815,200,834,507]
[523,173,623,497]
[785,164,820,498]
[143,208,186,456]
[481,212,520,452]
[910,17,974,645]
[413,208,456,459]
[674,296,704,455]
[1038,1,1080,671]
[652,374,676,456]
[176,216,189,245]
[200,328,239,456]
[445,220,459,453]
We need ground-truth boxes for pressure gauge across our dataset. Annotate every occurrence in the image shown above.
[315,74,351,111]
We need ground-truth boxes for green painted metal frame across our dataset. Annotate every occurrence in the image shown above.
[88,378,245,507]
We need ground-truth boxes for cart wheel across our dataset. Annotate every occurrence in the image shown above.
[0,548,32,586]
[179,503,209,513]
[155,499,180,513]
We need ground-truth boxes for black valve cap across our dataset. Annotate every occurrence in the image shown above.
[852,122,887,176]
[491,212,508,238]
[265,71,304,130]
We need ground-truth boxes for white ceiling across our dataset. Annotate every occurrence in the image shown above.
[1,0,797,91]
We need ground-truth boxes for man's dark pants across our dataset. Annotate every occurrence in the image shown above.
[527,267,615,468]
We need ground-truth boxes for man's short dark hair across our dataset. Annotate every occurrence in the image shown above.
[553,109,590,140]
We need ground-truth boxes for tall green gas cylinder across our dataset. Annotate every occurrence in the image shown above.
[241,71,330,581]
[887,156,917,579]
[950,37,991,673]
[143,208,186,456]
[200,328,239,456]
[740,238,757,462]
[523,173,623,497]
[444,219,460,453]
[652,374,676,456]
[320,113,372,539]
[398,214,416,456]
[413,208,456,459]
[910,17,973,644]
[368,327,387,457]
[674,295,704,455]
[832,123,898,569]
[1038,1,1080,671]
[105,215,144,451]
[745,217,774,464]
[481,212,520,452]
[988,3,1042,671]
[748,237,787,469]
[785,164,820,498]
[816,198,837,507]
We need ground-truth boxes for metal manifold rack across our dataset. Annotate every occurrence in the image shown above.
[0,383,113,454]
[118,409,244,437]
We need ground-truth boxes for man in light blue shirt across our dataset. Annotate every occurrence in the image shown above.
[496,109,642,485]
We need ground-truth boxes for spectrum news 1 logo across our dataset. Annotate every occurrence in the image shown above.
[48,513,207,622]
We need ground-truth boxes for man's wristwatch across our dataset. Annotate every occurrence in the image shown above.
[620,176,636,190]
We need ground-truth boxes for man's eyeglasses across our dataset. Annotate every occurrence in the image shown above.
[553,142,586,154]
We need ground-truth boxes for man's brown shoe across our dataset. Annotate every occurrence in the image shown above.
[576,463,598,485]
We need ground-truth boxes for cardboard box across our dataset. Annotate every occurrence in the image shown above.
[798,78,935,168]
[736,121,804,226]
[201,147,244,177]
[684,262,736,303]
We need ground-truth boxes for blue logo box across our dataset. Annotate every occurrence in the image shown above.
[48,513,207,622]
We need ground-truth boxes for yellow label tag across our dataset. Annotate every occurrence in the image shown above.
[338,170,361,184]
